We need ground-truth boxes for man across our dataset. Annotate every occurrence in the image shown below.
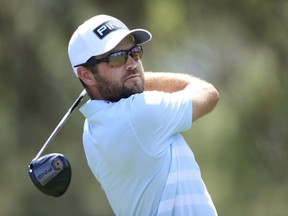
[68,14,219,216]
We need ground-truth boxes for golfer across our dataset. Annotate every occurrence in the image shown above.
[68,14,219,216]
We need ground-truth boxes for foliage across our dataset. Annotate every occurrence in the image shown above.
[0,0,287,215]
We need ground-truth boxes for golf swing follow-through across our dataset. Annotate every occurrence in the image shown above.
[29,13,220,215]
[28,89,86,197]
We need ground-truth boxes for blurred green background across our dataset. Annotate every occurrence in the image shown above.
[1,0,287,215]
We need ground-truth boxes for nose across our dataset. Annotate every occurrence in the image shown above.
[125,55,137,71]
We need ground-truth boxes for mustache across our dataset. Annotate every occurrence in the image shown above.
[123,68,139,79]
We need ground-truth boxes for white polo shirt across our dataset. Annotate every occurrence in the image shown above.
[80,91,217,216]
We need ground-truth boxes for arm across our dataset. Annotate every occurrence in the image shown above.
[144,72,220,122]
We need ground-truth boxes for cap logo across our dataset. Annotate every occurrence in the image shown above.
[94,20,127,39]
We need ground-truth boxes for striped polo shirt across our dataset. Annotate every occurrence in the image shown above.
[80,91,217,216]
[157,135,217,215]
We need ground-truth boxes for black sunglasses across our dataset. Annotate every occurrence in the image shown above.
[74,45,143,68]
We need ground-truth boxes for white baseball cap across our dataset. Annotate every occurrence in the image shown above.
[68,14,152,76]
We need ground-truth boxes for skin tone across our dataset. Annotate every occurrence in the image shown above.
[77,36,145,102]
[77,35,220,122]
[144,72,220,122]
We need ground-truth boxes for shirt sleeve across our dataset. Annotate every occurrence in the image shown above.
[127,91,192,157]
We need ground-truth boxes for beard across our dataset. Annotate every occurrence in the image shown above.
[93,70,145,102]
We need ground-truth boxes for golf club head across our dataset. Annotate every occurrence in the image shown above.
[28,153,71,197]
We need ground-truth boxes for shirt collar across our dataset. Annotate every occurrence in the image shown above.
[80,99,113,118]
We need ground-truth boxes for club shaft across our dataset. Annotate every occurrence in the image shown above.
[33,89,86,160]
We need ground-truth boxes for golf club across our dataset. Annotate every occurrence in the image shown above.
[28,89,86,197]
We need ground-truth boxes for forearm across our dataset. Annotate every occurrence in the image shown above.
[144,71,220,121]
[144,72,189,92]
[144,72,209,93]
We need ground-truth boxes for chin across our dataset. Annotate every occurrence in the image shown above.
[132,84,145,94]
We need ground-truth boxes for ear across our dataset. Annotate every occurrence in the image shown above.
[77,66,96,86]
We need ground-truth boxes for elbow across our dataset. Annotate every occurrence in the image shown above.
[211,86,220,108]
[192,85,220,122]
[207,85,220,113]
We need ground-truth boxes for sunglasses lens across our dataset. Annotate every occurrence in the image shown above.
[107,52,127,67]
[106,46,143,67]
[131,47,143,61]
